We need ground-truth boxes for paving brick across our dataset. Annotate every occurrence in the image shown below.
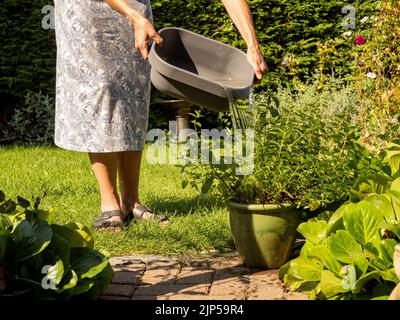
[131,295,170,300]
[134,284,209,296]
[205,295,245,300]
[140,262,180,285]
[176,268,214,284]
[209,278,248,296]
[246,281,285,300]
[102,284,135,297]
[286,292,309,300]
[111,271,141,285]
[248,269,279,281]
[98,295,130,300]
[214,267,251,281]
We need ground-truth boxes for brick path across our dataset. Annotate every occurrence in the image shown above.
[99,254,308,300]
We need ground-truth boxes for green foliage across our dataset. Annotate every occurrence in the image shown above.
[355,0,400,115]
[152,0,379,88]
[0,0,381,133]
[182,80,381,210]
[2,91,55,145]
[0,190,113,299]
[0,0,56,126]
[280,146,400,300]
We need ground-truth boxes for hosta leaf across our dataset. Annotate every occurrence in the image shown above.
[70,247,109,280]
[391,177,400,192]
[377,239,397,265]
[51,224,93,249]
[298,221,329,244]
[287,256,323,281]
[352,271,381,294]
[307,244,343,275]
[327,230,363,264]
[320,270,349,299]
[380,268,398,283]
[43,259,64,287]
[387,190,400,221]
[384,143,400,177]
[12,220,52,262]
[17,196,30,209]
[57,270,78,293]
[365,195,395,221]
[343,201,383,244]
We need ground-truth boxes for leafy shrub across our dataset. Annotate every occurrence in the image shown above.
[182,80,381,210]
[0,0,380,130]
[2,91,55,145]
[280,144,400,300]
[0,191,113,299]
[354,0,400,115]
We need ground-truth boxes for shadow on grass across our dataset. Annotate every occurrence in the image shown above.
[145,193,226,217]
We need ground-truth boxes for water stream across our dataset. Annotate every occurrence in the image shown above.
[221,85,256,130]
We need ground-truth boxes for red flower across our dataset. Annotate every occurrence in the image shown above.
[355,35,366,45]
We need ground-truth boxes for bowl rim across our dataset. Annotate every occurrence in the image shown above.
[149,27,254,91]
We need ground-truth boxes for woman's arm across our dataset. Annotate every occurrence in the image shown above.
[105,0,163,60]
[220,0,267,81]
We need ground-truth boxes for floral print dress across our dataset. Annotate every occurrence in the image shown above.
[53,0,153,152]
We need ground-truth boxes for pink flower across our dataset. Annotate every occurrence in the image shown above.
[355,35,366,45]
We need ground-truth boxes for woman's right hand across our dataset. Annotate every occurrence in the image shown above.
[130,16,163,60]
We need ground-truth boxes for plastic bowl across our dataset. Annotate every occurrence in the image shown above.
[148,27,254,113]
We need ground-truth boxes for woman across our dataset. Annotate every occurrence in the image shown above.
[53,0,267,231]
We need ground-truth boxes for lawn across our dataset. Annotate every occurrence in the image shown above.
[0,145,235,256]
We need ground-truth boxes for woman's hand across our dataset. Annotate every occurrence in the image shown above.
[130,16,163,60]
[247,45,268,83]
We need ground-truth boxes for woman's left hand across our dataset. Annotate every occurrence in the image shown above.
[247,45,268,83]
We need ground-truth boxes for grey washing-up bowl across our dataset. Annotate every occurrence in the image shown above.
[148,27,254,113]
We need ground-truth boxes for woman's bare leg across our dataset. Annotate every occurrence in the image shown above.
[118,151,142,216]
[89,152,123,222]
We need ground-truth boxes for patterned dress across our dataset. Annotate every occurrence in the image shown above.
[53,0,153,152]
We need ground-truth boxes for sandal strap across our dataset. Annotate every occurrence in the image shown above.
[132,204,153,219]
[92,210,124,229]
[131,204,169,223]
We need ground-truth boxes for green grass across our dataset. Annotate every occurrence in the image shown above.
[0,145,235,256]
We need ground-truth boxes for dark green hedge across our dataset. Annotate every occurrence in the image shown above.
[0,0,56,125]
[0,0,379,128]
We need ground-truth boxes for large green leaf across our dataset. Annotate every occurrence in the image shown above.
[327,230,364,264]
[298,221,329,244]
[391,178,400,192]
[365,195,395,221]
[286,256,323,282]
[377,239,397,266]
[320,270,349,299]
[51,223,93,249]
[80,263,114,299]
[0,230,10,262]
[12,220,53,262]
[70,247,109,280]
[386,190,400,220]
[48,232,71,273]
[384,143,400,177]
[307,244,343,275]
[351,175,391,200]
[343,201,384,244]
[352,271,381,294]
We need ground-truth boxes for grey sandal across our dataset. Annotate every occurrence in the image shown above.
[92,210,125,230]
[130,204,169,224]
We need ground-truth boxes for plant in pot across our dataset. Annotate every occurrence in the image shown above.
[181,81,381,269]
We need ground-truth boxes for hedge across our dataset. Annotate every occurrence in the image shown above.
[0,0,379,128]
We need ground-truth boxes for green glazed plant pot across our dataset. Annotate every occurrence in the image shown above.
[227,201,301,269]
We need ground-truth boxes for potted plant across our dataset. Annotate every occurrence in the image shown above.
[181,81,380,269]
